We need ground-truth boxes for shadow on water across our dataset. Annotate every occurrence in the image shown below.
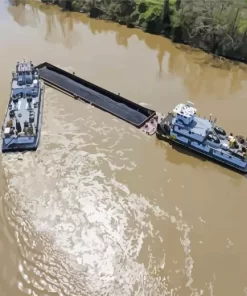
[6,0,247,99]
[155,137,247,180]
[155,137,206,164]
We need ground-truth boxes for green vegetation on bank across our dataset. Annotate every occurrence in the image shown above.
[42,0,247,63]
[174,0,247,62]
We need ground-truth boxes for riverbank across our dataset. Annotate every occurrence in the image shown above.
[42,0,247,64]
[2,2,247,296]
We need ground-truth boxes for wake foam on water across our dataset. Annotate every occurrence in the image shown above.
[2,87,197,296]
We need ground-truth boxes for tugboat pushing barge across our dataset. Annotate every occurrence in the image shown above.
[1,60,44,152]
[2,60,247,174]
[156,102,247,173]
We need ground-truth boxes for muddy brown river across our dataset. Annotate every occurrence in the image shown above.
[1,1,247,296]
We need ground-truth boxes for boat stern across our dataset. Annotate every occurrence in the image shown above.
[156,113,174,138]
[2,136,38,153]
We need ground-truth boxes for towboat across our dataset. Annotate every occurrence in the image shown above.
[1,60,45,152]
[156,102,247,173]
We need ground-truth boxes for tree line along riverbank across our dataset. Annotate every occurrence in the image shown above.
[41,0,247,64]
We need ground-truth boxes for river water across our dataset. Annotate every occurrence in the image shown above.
[1,1,247,296]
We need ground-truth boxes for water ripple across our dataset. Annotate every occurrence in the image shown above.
[2,87,195,296]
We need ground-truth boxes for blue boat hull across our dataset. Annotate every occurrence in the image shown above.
[2,136,39,153]
[156,131,247,174]
[1,79,45,154]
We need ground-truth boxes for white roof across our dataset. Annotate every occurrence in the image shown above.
[173,103,197,118]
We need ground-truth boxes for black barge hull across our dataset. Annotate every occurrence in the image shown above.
[35,62,156,128]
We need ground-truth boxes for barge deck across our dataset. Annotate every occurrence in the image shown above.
[35,62,157,129]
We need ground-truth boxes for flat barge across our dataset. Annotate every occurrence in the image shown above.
[35,62,156,129]
[1,60,45,153]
